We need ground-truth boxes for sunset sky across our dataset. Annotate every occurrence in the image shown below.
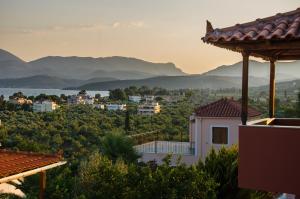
[0,0,298,74]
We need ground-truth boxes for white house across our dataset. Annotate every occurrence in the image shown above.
[128,96,142,103]
[136,98,261,165]
[143,95,155,102]
[106,104,127,111]
[67,95,94,105]
[33,101,59,112]
[138,103,161,115]
[93,104,105,109]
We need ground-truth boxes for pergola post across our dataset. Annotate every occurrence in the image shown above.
[39,171,46,199]
[269,59,276,118]
[241,52,249,125]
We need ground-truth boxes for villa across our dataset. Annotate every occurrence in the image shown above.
[33,100,59,113]
[138,102,161,115]
[128,95,142,103]
[106,104,127,111]
[67,94,94,105]
[202,7,300,197]
[135,98,260,165]
[9,97,32,105]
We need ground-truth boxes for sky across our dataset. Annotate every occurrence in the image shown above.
[0,0,298,74]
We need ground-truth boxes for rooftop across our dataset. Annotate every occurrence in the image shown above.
[202,8,300,60]
[0,150,65,182]
[195,98,261,118]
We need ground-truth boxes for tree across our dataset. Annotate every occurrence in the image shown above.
[199,146,272,199]
[109,89,127,101]
[78,90,87,95]
[95,93,101,100]
[124,110,131,133]
[101,132,140,163]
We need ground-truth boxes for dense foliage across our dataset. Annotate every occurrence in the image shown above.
[1,87,295,198]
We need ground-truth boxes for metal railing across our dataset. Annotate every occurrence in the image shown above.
[135,141,195,155]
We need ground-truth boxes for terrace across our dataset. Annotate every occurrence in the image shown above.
[131,131,196,165]
[135,141,195,155]
[202,8,300,196]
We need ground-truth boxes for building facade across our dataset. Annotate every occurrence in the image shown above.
[128,96,142,103]
[138,103,161,115]
[106,104,127,111]
[33,101,59,112]
[137,98,261,165]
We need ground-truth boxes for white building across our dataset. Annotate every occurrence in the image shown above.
[93,104,105,109]
[9,97,32,105]
[33,101,59,112]
[143,95,155,102]
[128,96,142,103]
[138,103,161,115]
[67,95,94,105]
[106,104,127,111]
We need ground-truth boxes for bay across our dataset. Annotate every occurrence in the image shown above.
[0,88,109,100]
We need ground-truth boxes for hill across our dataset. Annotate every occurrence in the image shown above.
[0,49,185,80]
[71,75,269,90]
[28,56,185,79]
[0,75,117,89]
[203,60,300,82]
[0,49,34,78]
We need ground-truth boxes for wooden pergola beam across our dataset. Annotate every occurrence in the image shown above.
[39,171,46,199]
[269,60,276,118]
[241,52,249,125]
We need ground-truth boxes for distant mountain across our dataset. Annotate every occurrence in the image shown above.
[0,49,34,78]
[203,60,300,82]
[28,56,184,80]
[0,75,117,89]
[252,79,300,94]
[0,49,185,80]
[71,75,269,90]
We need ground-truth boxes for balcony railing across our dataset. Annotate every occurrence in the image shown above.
[239,118,300,196]
[135,141,195,155]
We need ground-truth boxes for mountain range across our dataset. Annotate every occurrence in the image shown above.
[0,49,184,80]
[0,49,300,90]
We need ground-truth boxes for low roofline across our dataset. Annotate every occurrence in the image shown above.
[0,161,67,184]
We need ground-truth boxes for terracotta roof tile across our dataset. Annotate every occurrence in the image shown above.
[195,98,261,118]
[0,150,63,178]
[202,8,300,43]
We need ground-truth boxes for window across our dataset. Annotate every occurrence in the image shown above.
[212,127,228,144]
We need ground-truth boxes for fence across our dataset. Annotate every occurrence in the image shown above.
[135,141,195,155]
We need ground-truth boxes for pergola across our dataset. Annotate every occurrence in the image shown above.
[0,150,66,199]
[202,8,300,125]
[202,8,300,195]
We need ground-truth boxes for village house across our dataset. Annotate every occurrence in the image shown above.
[128,95,142,103]
[106,104,127,111]
[138,102,161,115]
[189,98,261,160]
[33,100,59,113]
[135,98,261,165]
[9,97,32,105]
[67,94,94,105]
[143,95,155,102]
[201,8,300,196]
[93,104,105,110]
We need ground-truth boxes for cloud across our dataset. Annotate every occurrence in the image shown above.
[110,21,148,29]
[0,20,148,36]
[112,22,121,28]
[129,21,146,28]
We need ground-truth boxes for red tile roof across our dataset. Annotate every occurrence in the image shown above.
[195,98,261,118]
[202,8,300,43]
[0,150,63,178]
